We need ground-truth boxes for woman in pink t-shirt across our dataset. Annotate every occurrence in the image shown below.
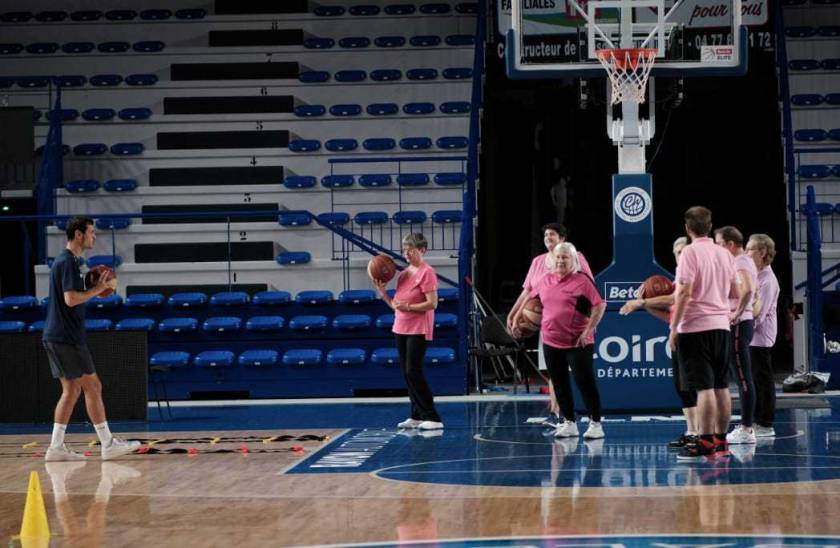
[373,233,443,430]
[532,242,606,439]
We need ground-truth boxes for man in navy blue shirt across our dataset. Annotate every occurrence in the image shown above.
[43,217,140,461]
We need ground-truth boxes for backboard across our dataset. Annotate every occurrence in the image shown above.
[502,0,762,78]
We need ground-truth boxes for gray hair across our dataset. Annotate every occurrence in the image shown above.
[401,233,428,251]
[672,236,688,259]
[552,241,581,273]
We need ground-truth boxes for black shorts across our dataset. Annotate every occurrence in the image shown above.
[43,341,96,380]
[677,329,731,391]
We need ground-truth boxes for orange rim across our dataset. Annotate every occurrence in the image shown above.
[596,47,657,71]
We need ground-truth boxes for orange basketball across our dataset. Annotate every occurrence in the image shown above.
[367,254,396,283]
[85,265,116,297]
[514,297,542,339]
[641,275,674,298]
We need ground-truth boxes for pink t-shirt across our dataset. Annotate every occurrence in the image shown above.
[530,271,604,349]
[730,253,758,322]
[523,250,593,292]
[751,265,780,348]
[392,262,438,341]
[674,237,735,334]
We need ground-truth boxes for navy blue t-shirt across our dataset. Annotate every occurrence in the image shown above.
[43,249,86,345]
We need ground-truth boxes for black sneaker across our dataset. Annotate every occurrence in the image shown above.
[676,437,716,461]
[668,434,697,449]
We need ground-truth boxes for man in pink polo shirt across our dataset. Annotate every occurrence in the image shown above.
[668,206,737,460]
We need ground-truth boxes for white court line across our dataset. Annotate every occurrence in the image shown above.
[276,428,351,475]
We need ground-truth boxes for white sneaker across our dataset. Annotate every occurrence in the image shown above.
[583,438,605,457]
[728,443,756,464]
[583,421,605,439]
[397,418,423,429]
[45,444,87,462]
[554,420,579,438]
[754,425,776,438]
[417,421,444,430]
[101,438,141,460]
[726,426,757,445]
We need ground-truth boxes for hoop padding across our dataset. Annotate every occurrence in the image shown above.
[596,48,657,104]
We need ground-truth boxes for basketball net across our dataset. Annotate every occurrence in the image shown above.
[596,47,657,104]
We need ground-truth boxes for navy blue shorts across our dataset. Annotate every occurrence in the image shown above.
[43,341,96,380]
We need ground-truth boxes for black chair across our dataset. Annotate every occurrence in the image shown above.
[470,314,531,393]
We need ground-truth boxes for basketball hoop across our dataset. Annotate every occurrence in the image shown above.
[596,47,657,104]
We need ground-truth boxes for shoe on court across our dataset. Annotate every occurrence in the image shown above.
[397,418,423,429]
[676,437,716,461]
[417,421,444,430]
[541,414,561,428]
[669,434,697,449]
[726,427,757,445]
[45,444,87,462]
[101,438,141,460]
[754,425,776,438]
[554,420,579,438]
[728,443,756,464]
[583,421,605,439]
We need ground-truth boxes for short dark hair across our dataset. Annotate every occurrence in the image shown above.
[541,222,567,238]
[684,206,712,237]
[714,225,744,247]
[65,217,94,241]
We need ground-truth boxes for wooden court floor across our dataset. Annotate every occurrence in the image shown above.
[2,398,840,547]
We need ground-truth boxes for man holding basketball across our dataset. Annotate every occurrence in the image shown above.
[43,217,140,461]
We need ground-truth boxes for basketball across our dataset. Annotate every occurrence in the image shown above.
[513,297,542,339]
[85,265,117,297]
[367,254,396,284]
[641,275,674,298]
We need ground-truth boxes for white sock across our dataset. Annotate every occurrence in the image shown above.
[50,423,67,449]
[94,422,113,446]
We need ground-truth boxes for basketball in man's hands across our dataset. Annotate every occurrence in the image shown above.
[85,265,116,297]
[367,254,396,284]
[641,275,674,298]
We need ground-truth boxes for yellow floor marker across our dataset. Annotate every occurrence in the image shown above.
[15,471,50,548]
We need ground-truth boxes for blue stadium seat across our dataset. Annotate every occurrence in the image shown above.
[0,321,26,333]
[296,290,334,304]
[789,59,821,71]
[432,210,463,223]
[339,37,371,48]
[65,180,100,193]
[288,139,322,152]
[119,108,152,121]
[175,8,207,19]
[322,175,354,188]
[0,295,38,310]
[317,212,351,225]
[790,94,824,106]
[403,102,436,115]
[407,68,438,80]
[26,43,60,54]
[354,211,389,225]
[115,318,155,331]
[96,217,131,230]
[371,347,399,365]
[425,347,456,364]
[111,143,144,155]
[98,42,131,53]
[74,143,108,156]
[104,179,138,192]
[37,10,67,21]
[150,351,190,367]
[194,350,235,368]
[125,74,158,86]
[276,251,311,265]
[332,315,372,330]
[438,287,459,301]
[410,35,442,47]
[393,210,427,225]
[420,3,452,13]
[819,26,840,37]
[826,94,840,105]
[359,174,392,187]
[833,166,840,177]
[0,77,15,88]
[435,172,467,186]
[367,103,400,115]
[17,76,51,88]
[795,129,828,142]
[829,129,840,141]
[299,71,331,83]
[400,137,433,150]
[375,314,395,329]
[397,173,430,186]
[90,74,123,87]
[334,70,367,82]
[284,175,317,188]
[338,289,377,304]
[327,348,366,365]
[330,104,363,116]
[0,44,24,55]
[253,290,291,306]
[785,26,817,38]
[456,2,479,13]
[375,36,406,48]
[28,321,46,332]
[53,75,87,87]
[83,108,116,121]
[370,69,402,81]
[349,5,381,15]
[140,9,172,20]
[278,212,312,226]
[810,203,835,216]
[87,255,122,268]
[245,316,285,331]
[289,315,328,331]
[203,316,242,333]
[314,5,346,16]
[32,110,42,121]
[211,292,249,307]
[822,59,840,71]
[437,136,469,149]
[283,349,323,366]
[304,37,335,49]
[105,10,137,21]
[239,350,279,366]
[36,144,71,156]
[385,4,417,14]
[158,317,199,333]
[168,292,207,308]
[363,138,396,151]
[46,109,80,122]
[434,313,458,328]
[125,293,165,308]
[294,105,326,117]
[86,294,123,309]
[85,319,113,331]
[71,11,103,21]
[446,34,475,46]
[1,12,33,23]
[325,138,359,151]
[62,43,95,54]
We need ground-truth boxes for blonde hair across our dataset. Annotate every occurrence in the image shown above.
[552,241,581,273]
[672,236,688,260]
[748,234,776,266]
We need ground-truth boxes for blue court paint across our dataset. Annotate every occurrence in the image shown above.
[343,535,840,548]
